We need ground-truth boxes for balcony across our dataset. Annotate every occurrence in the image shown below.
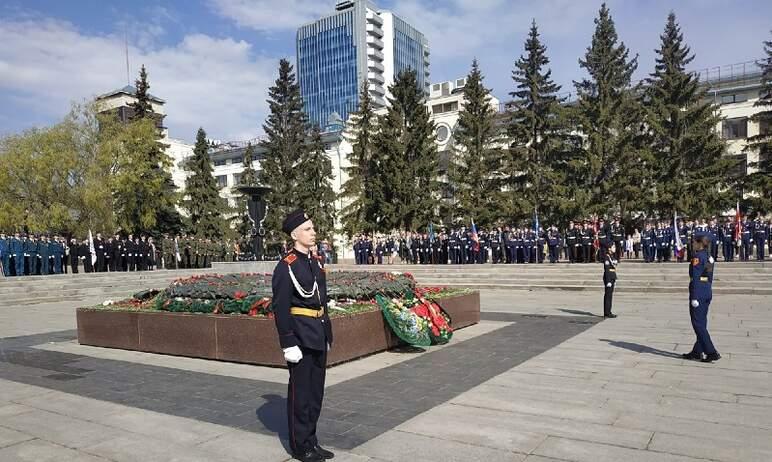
[367,48,384,61]
[368,60,384,72]
[368,72,385,84]
[367,35,384,50]
[370,84,386,96]
[366,11,383,25]
[366,23,383,37]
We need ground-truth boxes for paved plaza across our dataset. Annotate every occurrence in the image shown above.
[0,279,771,461]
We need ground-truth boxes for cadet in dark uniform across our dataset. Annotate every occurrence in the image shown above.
[272,209,334,462]
[683,233,720,362]
[602,243,618,318]
[69,238,79,273]
[754,218,767,261]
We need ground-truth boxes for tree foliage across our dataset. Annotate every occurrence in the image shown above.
[448,59,507,227]
[744,31,772,214]
[299,125,337,240]
[184,128,229,238]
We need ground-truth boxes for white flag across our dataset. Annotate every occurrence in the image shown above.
[88,229,97,266]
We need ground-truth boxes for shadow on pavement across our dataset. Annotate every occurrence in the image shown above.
[600,339,683,359]
[256,393,291,452]
[558,308,600,317]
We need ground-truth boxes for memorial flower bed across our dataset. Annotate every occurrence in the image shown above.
[95,271,468,346]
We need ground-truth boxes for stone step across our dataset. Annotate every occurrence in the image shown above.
[415,281,772,295]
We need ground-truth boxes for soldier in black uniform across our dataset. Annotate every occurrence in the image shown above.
[272,209,334,462]
[602,243,618,318]
[566,221,577,263]
[95,232,106,272]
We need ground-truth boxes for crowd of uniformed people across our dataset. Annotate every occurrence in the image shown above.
[0,232,245,277]
[351,216,772,265]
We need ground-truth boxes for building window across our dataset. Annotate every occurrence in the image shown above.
[233,173,242,185]
[216,175,228,188]
[431,102,459,114]
[720,93,748,105]
[722,118,747,140]
[232,156,243,164]
[728,154,747,178]
[433,83,441,91]
[455,78,465,87]
[759,118,771,136]
[214,159,226,167]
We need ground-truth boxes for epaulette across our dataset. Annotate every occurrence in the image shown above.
[283,253,297,265]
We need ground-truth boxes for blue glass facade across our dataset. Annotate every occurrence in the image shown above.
[392,15,428,93]
[297,11,359,129]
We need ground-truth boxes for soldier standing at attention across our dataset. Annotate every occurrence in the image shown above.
[602,243,618,318]
[683,233,720,363]
[272,209,334,462]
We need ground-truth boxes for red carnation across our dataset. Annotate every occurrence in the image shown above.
[234,290,247,300]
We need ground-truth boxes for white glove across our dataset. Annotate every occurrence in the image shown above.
[606,282,612,287]
[327,342,331,352]
[283,346,302,363]
[690,300,699,308]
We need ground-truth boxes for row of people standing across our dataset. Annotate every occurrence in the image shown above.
[350,215,771,265]
[0,232,246,277]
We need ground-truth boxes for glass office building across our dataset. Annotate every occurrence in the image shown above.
[297,0,429,129]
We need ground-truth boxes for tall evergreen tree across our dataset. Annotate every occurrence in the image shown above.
[298,125,337,240]
[448,59,507,227]
[127,64,182,235]
[574,4,649,218]
[236,143,258,238]
[374,69,439,231]
[340,80,379,235]
[184,128,229,238]
[743,32,772,214]
[129,65,153,120]
[507,20,578,225]
[644,13,734,217]
[258,59,309,242]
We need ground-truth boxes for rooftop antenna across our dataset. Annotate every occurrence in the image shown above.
[124,29,131,86]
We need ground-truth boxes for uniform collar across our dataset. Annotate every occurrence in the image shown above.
[291,247,312,260]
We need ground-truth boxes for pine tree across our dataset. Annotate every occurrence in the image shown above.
[507,20,578,225]
[574,4,649,219]
[298,125,337,240]
[128,65,182,235]
[340,79,379,235]
[744,32,772,214]
[184,128,228,238]
[236,143,258,238]
[448,59,506,227]
[644,12,735,218]
[374,69,439,231]
[130,65,153,120]
[258,59,309,242]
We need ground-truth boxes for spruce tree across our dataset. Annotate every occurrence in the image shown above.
[184,128,228,238]
[448,59,506,227]
[128,64,182,235]
[744,32,772,214]
[236,143,258,238]
[644,13,735,217]
[374,69,439,231]
[130,65,153,120]
[574,4,648,218]
[341,79,379,235]
[258,59,309,242]
[298,125,336,240]
[507,20,578,225]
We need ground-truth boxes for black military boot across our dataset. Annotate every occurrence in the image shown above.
[314,444,335,459]
[701,352,721,363]
[681,352,702,361]
[292,449,324,462]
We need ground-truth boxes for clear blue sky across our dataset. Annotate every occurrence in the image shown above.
[1,0,770,142]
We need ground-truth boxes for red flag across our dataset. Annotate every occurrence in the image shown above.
[734,201,742,242]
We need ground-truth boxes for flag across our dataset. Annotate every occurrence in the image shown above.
[533,207,540,234]
[470,220,480,252]
[674,211,684,258]
[174,237,181,262]
[88,229,97,266]
[428,222,435,243]
[592,214,600,249]
[734,201,742,243]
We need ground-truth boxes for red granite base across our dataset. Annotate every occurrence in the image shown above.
[76,291,479,367]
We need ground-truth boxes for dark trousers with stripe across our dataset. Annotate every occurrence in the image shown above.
[288,346,327,454]
[689,299,717,355]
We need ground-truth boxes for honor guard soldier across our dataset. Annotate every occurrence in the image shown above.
[602,243,618,318]
[272,209,334,462]
[548,226,560,263]
[95,232,106,272]
[720,220,734,262]
[69,238,79,273]
[490,228,502,264]
[741,217,752,261]
[0,232,9,276]
[52,236,64,274]
[39,235,50,275]
[707,219,720,262]
[754,218,767,261]
[566,221,577,263]
[678,220,689,262]
[611,217,624,260]
[683,233,720,362]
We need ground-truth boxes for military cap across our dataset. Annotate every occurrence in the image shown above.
[282,208,310,234]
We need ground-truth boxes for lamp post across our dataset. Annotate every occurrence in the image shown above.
[235,185,271,261]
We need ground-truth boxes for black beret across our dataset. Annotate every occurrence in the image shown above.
[282,208,310,234]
